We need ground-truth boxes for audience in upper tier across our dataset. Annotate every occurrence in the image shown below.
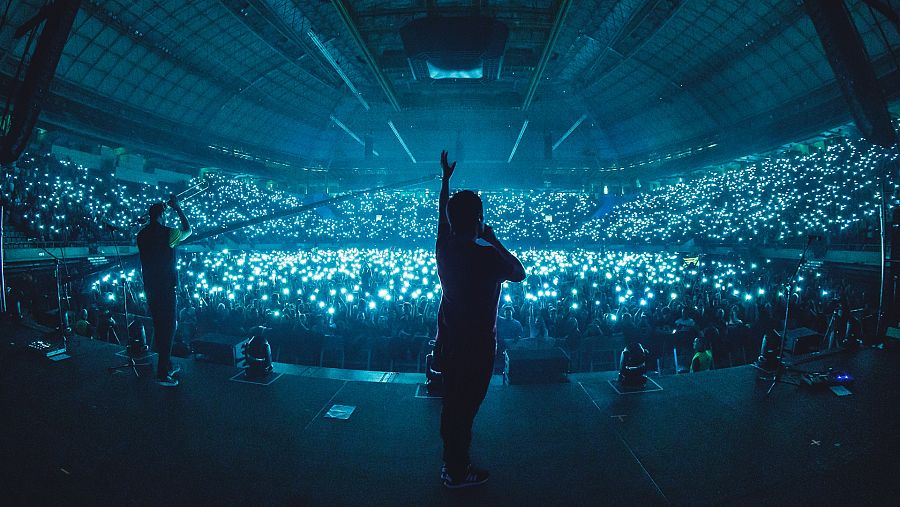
[575,139,896,245]
[2,136,896,247]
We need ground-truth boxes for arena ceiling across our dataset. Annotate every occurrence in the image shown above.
[1,0,899,187]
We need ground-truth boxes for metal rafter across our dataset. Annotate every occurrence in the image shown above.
[19,74,320,179]
[330,0,401,111]
[79,1,331,128]
[582,1,805,132]
[353,4,553,18]
[556,0,650,83]
[218,0,338,91]
[80,1,237,92]
[581,0,684,87]
[682,4,806,94]
[595,1,805,127]
[522,0,573,111]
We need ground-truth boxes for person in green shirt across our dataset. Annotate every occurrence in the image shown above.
[74,309,93,338]
[690,335,713,373]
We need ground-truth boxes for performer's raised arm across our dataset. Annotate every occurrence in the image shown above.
[166,193,192,246]
[437,150,456,242]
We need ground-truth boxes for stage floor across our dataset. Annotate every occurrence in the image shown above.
[1,335,898,505]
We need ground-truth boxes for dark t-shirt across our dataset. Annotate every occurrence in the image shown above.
[497,316,524,342]
[436,234,514,357]
[137,221,189,296]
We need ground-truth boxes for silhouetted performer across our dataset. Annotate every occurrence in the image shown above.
[434,151,526,488]
[137,194,191,387]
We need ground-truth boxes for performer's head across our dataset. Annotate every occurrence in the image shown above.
[447,190,483,238]
[148,202,167,223]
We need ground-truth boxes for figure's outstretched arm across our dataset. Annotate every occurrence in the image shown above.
[167,193,192,246]
[438,150,456,240]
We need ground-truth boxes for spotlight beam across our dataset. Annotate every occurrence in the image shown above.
[330,115,379,156]
[553,113,588,151]
[308,30,370,111]
[388,120,417,163]
[508,120,529,163]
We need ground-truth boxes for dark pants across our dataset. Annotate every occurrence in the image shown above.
[148,289,177,380]
[440,352,494,479]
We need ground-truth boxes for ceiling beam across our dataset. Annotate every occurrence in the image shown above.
[81,1,239,94]
[581,3,804,135]
[555,0,649,83]
[330,115,379,156]
[218,0,337,90]
[387,120,416,163]
[308,29,370,111]
[522,0,573,111]
[507,119,529,163]
[80,1,332,128]
[862,0,900,33]
[331,0,402,111]
[582,0,684,87]
[7,74,316,179]
[354,5,552,18]
[553,113,588,151]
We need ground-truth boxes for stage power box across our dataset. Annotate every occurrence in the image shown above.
[191,333,249,366]
[504,347,569,384]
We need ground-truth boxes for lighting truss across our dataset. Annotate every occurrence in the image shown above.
[508,119,529,163]
[387,121,417,163]
[308,30,369,111]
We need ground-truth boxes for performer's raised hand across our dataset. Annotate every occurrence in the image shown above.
[441,150,456,180]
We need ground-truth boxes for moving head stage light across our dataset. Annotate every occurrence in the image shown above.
[242,328,273,379]
[618,343,649,387]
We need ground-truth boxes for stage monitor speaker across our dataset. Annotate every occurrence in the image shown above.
[504,347,569,384]
[192,333,249,366]
[0,0,81,164]
[784,327,822,356]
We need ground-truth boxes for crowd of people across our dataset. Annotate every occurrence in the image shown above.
[575,139,896,246]
[61,247,872,373]
[1,136,891,374]
[2,136,895,248]
[1,153,114,243]
[0,153,598,246]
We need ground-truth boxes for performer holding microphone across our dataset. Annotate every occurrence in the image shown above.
[137,193,192,387]
[434,151,526,488]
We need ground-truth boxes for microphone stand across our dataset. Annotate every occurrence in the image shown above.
[105,222,151,376]
[766,235,815,394]
[33,243,72,354]
[1,205,7,315]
